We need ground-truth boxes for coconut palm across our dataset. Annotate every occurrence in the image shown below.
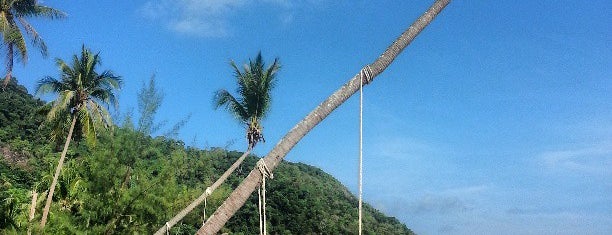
[197,0,451,234]
[215,52,280,149]
[153,53,280,235]
[0,0,65,85]
[36,45,121,228]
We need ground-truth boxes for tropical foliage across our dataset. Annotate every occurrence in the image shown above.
[0,0,65,84]
[35,45,122,228]
[0,78,414,234]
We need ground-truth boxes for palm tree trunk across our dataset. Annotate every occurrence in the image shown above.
[196,1,450,234]
[153,148,252,235]
[40,115,77,228]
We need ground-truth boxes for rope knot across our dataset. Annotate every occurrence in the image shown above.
[360,65,374,85]
[256,159,273,179]
[204,187,212,197]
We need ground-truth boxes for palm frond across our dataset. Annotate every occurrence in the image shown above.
[46,90,75,121]
[213,89,248,123]
[36,76,63,95]
[7,24,28,62]
[31,5,66,19]
[17,16,47,57]
[77,105,97,147]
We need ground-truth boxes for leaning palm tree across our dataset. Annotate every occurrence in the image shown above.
[36,45,122,228]
[153,52,280,235]
[197,0,451,234]
[0,0,65,85]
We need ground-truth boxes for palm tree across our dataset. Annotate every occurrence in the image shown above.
[36,45,122,228]
[153,53,280,235]
[196,0,451,234]
[215,52,280,149]
[0,0,65,86]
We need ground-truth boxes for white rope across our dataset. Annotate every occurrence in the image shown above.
[203,197,207,226]
[358,65,371,235]
[202,187,212,226]
[165,222,170,235]
[257,159,273,235]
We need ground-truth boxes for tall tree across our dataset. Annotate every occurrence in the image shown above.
[0,0,65,86]
[154,52,280,234]
[197,0,451,234]
[137,74,164,136]
[36,45,122,229]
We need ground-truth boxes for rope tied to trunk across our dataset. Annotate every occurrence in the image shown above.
[360,65,374,85]
[358,64,371,235]
[165,222,170,235]
[256,159,273,235]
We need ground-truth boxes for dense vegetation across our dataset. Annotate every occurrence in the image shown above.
[1,79,413,234]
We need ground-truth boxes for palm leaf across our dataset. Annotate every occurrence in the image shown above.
[31,5,67,19]
[214,89,248,123]
[17,16,47,57]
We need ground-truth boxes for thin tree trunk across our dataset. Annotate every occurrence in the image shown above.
[29,190,38,221]
[153,148,252,235]
[28,189,38,234]
[40,115,77,228]
[197,1,450,234]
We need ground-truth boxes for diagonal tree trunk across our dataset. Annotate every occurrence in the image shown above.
[40,115,77,228]
[197,0,451,234]
[153,148,252,235]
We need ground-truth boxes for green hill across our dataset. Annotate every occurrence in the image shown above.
[0,79,413,234]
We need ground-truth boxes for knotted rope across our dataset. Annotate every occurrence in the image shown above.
[203,187,212,226]
[358,65,372,235]
[256,159,273,235]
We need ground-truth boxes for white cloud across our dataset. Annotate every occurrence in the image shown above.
[538,143,612,175]
[138,0,328,37]
[139,0,248,37]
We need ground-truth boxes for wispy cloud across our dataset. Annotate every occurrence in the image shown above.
[412,194,472,215]
[411,185,488,215]
[538,143,612,175]
[138,0,329,37]
[139,0,248,37]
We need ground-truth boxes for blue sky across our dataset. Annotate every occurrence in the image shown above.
[12,0,611,234]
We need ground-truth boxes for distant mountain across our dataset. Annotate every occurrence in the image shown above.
[0,79,413,234]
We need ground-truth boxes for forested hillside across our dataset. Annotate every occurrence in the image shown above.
[0,79,413,234]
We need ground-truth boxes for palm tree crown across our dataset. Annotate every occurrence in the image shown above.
[36,45,122,145]
[214,52,280,148]
[1,0,65,85]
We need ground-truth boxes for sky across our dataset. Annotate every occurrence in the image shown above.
[11,0,612,234]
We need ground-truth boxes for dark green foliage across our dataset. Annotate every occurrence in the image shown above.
[0,78,48,150]
[1,79,413,234]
